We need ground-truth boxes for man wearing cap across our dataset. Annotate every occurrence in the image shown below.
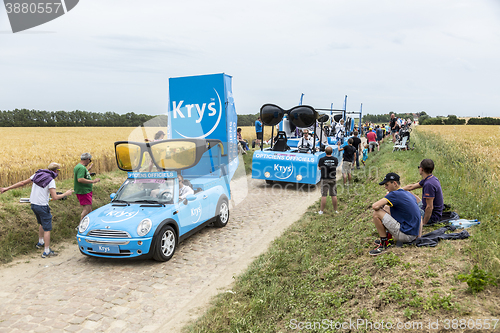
[74,153,100,221]
[402,159,444,228]
[1,163,73,258]
[370,172,420,256]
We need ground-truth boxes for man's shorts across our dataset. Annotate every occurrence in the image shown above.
[382,214,417,243]
[77,191,93,206]
[31,204,52,231]
[256,132,263,140]
[377,135,383,141]
[320,178,337,197]
[342,161,353,174]
[369,141,378,150]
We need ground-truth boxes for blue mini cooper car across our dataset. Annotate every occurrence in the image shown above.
[77,138,230,262]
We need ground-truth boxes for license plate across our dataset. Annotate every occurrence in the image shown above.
[91,244,120,254]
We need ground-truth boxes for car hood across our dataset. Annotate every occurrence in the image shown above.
[83,203,175,234]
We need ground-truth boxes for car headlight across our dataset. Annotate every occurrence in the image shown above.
[264,172,271,178]
[296,175,303,181]
[78,216,90,233]
[137,219,152,237]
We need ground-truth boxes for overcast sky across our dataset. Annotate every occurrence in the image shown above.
[1,0,499,117]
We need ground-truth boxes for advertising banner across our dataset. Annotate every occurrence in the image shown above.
[168,73,238,179]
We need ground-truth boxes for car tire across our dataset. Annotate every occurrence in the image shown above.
[265,180,274,185]
[152,225,176,262]
[214,198,229,228]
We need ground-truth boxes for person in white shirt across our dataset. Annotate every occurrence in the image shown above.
[298,129,314,152]
[0,162,73,258]
[178,174,194,200]
[335,119,345,144]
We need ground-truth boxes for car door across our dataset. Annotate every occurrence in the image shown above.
[176,194,205,235]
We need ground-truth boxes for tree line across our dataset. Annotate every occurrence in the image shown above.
[0,109,167,127]
[362,113,415,123]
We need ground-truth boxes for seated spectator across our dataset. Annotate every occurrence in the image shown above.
[402,159,444,230]
[370,173,420,256]
[237,128,249,151]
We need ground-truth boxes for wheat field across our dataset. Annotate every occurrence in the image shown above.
[416,125,500,180]
[0,127,167,187]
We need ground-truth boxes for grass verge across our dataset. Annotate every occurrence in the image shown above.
[0,170,125,263]
[185,131,500,332]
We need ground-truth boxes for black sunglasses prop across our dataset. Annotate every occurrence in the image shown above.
[260,104,319,128]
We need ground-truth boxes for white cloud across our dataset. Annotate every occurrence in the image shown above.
[0,0,499,117]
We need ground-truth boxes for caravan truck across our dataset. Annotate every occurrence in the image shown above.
[76,74,238,262]
[251,102,362,185]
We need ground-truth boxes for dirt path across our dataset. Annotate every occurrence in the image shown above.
[0,174,324,332]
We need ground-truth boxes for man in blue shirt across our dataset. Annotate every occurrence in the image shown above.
[255,117,263,147]
[402,159,444,227]
[370,172,420,256]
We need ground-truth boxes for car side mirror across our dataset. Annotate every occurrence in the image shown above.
[110,193,116,200]
[183,198,188,205]
[185,194,196,201]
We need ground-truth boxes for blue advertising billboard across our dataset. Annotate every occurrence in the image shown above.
[168,73,238,179]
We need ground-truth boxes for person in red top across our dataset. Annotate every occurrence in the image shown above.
[366,129,378,152]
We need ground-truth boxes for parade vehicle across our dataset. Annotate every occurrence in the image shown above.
[76,73,239,261]
[251,101,362,185]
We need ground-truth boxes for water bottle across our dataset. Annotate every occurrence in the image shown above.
[450,219,480,229]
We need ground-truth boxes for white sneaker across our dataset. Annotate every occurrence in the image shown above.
[318,211,323,215]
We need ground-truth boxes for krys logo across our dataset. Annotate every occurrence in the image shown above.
[274,164,293,180]
[102,210,139,223]
[171,87,222,139]
[190,203,202,224]
[4,0,79,33]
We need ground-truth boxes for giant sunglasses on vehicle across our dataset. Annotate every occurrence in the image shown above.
[260,104,319,128]
[114,139,223,172]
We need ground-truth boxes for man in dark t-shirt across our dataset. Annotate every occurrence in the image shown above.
[317,146,339,215]
[390,114,397,142]
[351,131,362,169]
[338,138,357,186]
[370,172,420,256]
[402,159,444,230]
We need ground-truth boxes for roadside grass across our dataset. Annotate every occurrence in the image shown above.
[185,130,500,332]
[0,170,125,263]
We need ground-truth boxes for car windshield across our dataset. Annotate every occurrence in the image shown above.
[114,178,175,204]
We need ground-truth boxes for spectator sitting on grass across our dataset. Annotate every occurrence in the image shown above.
[402,159,444,230]
[370,173,420,256]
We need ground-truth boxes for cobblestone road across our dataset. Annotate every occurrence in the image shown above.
[0,175,323,333]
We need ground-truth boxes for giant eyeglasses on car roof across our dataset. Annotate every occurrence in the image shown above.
[260,104,319,128]
[114,139,223,171]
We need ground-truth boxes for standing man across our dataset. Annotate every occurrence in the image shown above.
[370,173,420,256]
[74,153,100,221]
[390,114,397,142]
[351,131,362,169]
[366,128,378,152]
[338,138,357,186]
[317,146,339,214]
[255,117,263,148]
[402,159,444,230]
[1,163,73,258]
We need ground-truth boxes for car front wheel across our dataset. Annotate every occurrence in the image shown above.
[152,225,176,262]
[214,199,229,228]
